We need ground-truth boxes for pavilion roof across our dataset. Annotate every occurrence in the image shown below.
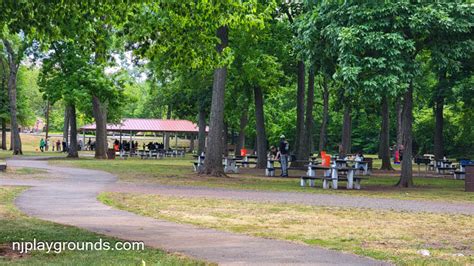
[80,118,207,133]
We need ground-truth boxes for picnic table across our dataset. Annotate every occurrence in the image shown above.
[241,155,258,168]
[224,157,239,173]
[300,165,366,190]
[0,161,6,172]
[435,159,455,174]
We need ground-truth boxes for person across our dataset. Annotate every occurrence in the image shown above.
[355,151,364,162]
[268,146,278,160]
[56,139,61,152]
[277,135,289,177]
[78,139,83,151]
[87,138,92,151]
[62,139,68,152]
[114,139,120,151]
[39,138,45,152]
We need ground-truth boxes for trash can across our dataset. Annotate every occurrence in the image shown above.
[107,149,116,159]
[465,165,474,192]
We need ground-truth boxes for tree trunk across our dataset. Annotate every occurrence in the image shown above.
[254,86,267,169]
[197,107,206,155]
[235,103,249,157]
[341,104,352,155]
[1,59,7,151]
[396,98,403,150]
[1,119,6,150]
[164,106,171,149]
[203,26,228,176]
[222,122,228,156]
[397,85,414,187]
[301,65,315,158]
[379,95,394,170]
[434,94,444,160]
[295,60,305,157]
[189,135,195,152]
[92,95,108,159]
[63,105,70,148]
[67,104,79,158]
[319,76,329,152]
[44,100,50,140]
[3,39,22,155]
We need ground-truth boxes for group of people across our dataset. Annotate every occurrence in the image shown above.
[113,139,139,152]
[39,138,68,152]
[267,135,290,177]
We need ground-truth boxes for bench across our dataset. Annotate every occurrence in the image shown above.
[437,167,456,174]
[0,162,6,172]
[300,176,323,187]
[319,176,368,190]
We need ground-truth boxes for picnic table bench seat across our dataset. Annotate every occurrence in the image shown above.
[301,175,368,190]
[437,166,457,174]
[454,170,465,180]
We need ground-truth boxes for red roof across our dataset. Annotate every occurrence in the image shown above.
[80,118,207,133]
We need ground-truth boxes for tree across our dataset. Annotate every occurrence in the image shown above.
[124,1,268,176]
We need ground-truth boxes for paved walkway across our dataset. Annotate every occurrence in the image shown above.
[106,183,474,215]
[1,159,386,265]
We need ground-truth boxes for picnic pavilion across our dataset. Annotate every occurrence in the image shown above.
[80,118,207,149]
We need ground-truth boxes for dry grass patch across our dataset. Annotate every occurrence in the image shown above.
[99,192,474,265]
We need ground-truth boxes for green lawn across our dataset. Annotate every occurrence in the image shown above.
[51,156,474,203]
[99,192,474,266]
[0,186,206,265]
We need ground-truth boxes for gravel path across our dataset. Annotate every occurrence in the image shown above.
[1,159,386,265]
[106,183,474,215]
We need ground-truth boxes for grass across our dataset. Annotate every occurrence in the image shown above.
[0,186,206,265]
[51,157,474,203]
[99,192,474,266]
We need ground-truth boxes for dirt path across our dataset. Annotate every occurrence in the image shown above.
[1,159,386,265]
[106,183,474,215]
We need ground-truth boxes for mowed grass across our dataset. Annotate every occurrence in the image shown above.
[0,186,206,265]
[100,192,474,265]
[52,157,474,203]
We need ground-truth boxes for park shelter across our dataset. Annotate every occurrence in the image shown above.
[79,118,207,149]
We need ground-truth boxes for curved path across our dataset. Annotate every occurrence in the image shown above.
[1,159,386,265]
[106,183,474,215]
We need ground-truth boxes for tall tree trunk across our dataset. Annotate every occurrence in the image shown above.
[235,102,249,157]
[1,59,7,151]
[295,60,305,157]
[92,95,108,159]
[189,135,195,152]
[1,119,6,150]
[396,98,403,150]
[44,100,50,140]
[379,95,394,170]
[301,65,315,158]
[319,76,329,152]
[63,105,70,145]
[434,94,444,160]
[397,85,414,187]
[164,106,171,149]
[203,26,228,176]
[67,104,79,158]
[222,122,228,156]
[197,107,206,155]
[341,104,352,155]
[3,39,22,155]
[254,86,267,168]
